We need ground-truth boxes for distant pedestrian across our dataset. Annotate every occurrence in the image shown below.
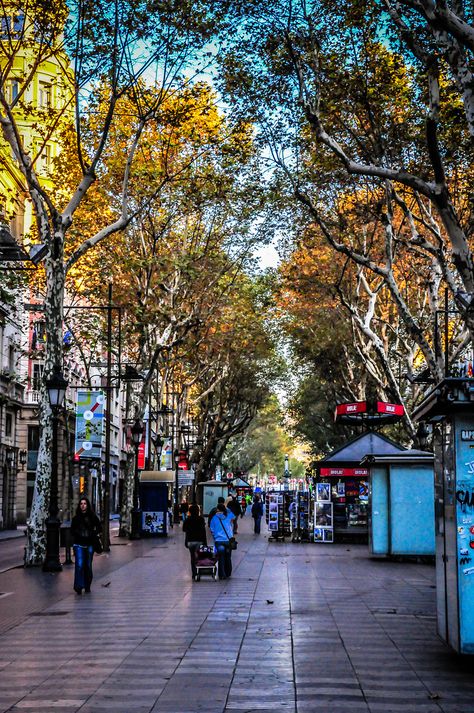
[209,503,235,579]
[182,504,207,579]
[208,496,226,527]
[167,499,174,529]
[226,495,242,533]
[180,499,189,523]
[71,496,102,595]
[240,495,247,517]
[251,495,264,534]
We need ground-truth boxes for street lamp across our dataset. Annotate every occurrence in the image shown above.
[43,367,68,572]
[174,448,180,523]
[130,418,144,540]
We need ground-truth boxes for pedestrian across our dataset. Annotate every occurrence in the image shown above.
[240,495,247,517]
[182,504,207,579]
[180,499,189,523]
[167,498,174,529]
[208,496,226,527]
[209,503,235,579]
[251,495,264,534]
[71,496,102,595]
[226,495,242,533]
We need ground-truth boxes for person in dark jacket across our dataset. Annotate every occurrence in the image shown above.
[226,495,242,533]
[251,495,264,534]
[71,496,102,595]
[183,504,207,578]
[180,499,189,523]
[208,496,226,527]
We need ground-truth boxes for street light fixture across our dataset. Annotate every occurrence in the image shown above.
[43,367,69,572]
[130,418,144,540]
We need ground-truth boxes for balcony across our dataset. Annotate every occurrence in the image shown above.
[26,390,41,404]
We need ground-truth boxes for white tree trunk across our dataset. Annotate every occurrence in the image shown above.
[25,229,65,565]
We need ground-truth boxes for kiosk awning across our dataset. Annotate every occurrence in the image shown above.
[139,470,175,483]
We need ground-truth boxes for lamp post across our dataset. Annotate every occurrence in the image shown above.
[130,418,144,540]
[174,447,180,523]
[43,367,68,572]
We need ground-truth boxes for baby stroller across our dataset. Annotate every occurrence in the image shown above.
[194,545,218,581]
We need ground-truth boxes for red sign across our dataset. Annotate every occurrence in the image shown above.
[137,433,146,470]
[319,467,369,477]
[335,402,367,416]
[376,401,404,416]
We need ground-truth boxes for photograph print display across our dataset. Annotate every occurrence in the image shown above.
[316,482,331,502]
[315,502,333,527]
[313,527,324,542]
[323,528,334,543]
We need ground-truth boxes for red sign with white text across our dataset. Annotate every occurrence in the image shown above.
[376,401,404,416]
[319,467,369,477]
[335,402,367,416]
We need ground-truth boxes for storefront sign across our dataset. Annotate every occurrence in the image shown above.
[335,402,367,416]
[319,467,369,477]
[376,401,404,416]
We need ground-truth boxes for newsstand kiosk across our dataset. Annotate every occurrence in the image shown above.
[414,377,474,654]
[362,450,435,558]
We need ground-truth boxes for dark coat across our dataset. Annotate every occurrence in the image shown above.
[182,515,207,546]
[251,501,264,518]
[227,498,242,517]
[71,512,101,547]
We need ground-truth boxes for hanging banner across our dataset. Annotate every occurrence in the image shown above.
[160,438,172,470]
[137,431,146,470]
[74,391,104,459]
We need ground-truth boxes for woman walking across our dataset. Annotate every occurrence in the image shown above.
[182,504,207,579]
[71,496,102,595]
[209,503,235,580]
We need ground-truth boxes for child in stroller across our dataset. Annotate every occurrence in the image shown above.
[194,545,218,581]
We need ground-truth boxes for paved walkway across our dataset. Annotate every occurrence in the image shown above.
[0,516,473,713]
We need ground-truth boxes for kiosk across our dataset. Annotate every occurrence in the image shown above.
[139,470,175,536]
[197,480,229,516]
[414,377,474,654]
[363,450,435,557]
[315,431,405,542]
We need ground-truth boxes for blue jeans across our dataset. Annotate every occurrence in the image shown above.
[215,543,232,579]
[253,516,262,533]
[73,545,94,592]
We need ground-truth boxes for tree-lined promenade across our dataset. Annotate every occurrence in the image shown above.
[2,0,474,568]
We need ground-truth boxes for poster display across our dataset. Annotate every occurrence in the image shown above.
[314,502,334,543]
[267,493,283,532]
[316,482,331,502]
[74,391,104,459]
[142,511,165,534]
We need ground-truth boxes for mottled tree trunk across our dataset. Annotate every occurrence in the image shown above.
[25,228,65,565]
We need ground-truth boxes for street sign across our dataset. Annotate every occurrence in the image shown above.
[178,470,195,486]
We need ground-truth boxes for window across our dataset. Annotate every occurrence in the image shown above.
[40,144,51,172]
[8,344,14,373]
[8,79,19,103]
[32,362,44,391]
[31,320,46,349]
[0,13,24,39]
[38,81,52,108]
[5,412,12,438]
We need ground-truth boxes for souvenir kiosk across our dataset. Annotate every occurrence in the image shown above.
[414,377,474,654]
[314,401,407,543]
[362,450,435,558]
[139,470,175,536]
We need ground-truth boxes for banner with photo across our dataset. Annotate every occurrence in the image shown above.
[74,391,104,459]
